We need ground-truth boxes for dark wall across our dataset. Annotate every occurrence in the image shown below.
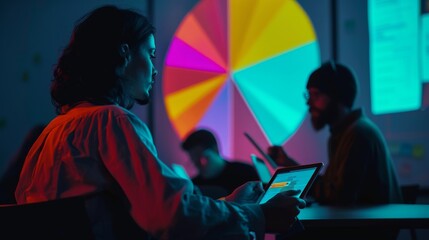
[0,0,150,175]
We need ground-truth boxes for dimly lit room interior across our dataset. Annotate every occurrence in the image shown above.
[0,0,428,239]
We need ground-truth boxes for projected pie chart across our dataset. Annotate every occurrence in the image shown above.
[163,0,320,156]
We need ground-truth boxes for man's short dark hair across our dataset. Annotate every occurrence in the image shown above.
[181,129,218,152]
[307,61,358,108]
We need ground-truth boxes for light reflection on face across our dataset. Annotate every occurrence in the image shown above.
[124,34,157,105]
[188,146,217,178]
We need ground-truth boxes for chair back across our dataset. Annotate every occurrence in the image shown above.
[0,192,149,240]
[0,194,95,240]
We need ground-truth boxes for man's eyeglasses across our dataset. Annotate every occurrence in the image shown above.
[303,92,311,101]
[303,90,324,101]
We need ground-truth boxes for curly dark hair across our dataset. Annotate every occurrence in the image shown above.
[51,5,155,113]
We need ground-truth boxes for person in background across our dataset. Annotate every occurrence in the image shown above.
[15,5,305,239]
[181,128,259,199]
[273,61,403,240]
[273,61,402,205]
[305,61,402,205]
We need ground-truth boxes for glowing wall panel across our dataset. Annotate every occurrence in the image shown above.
[368,0,421,114]
[422,13,429,82]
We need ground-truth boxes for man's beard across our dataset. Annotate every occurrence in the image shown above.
[310,103,336,131]
[310,112,327,131]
